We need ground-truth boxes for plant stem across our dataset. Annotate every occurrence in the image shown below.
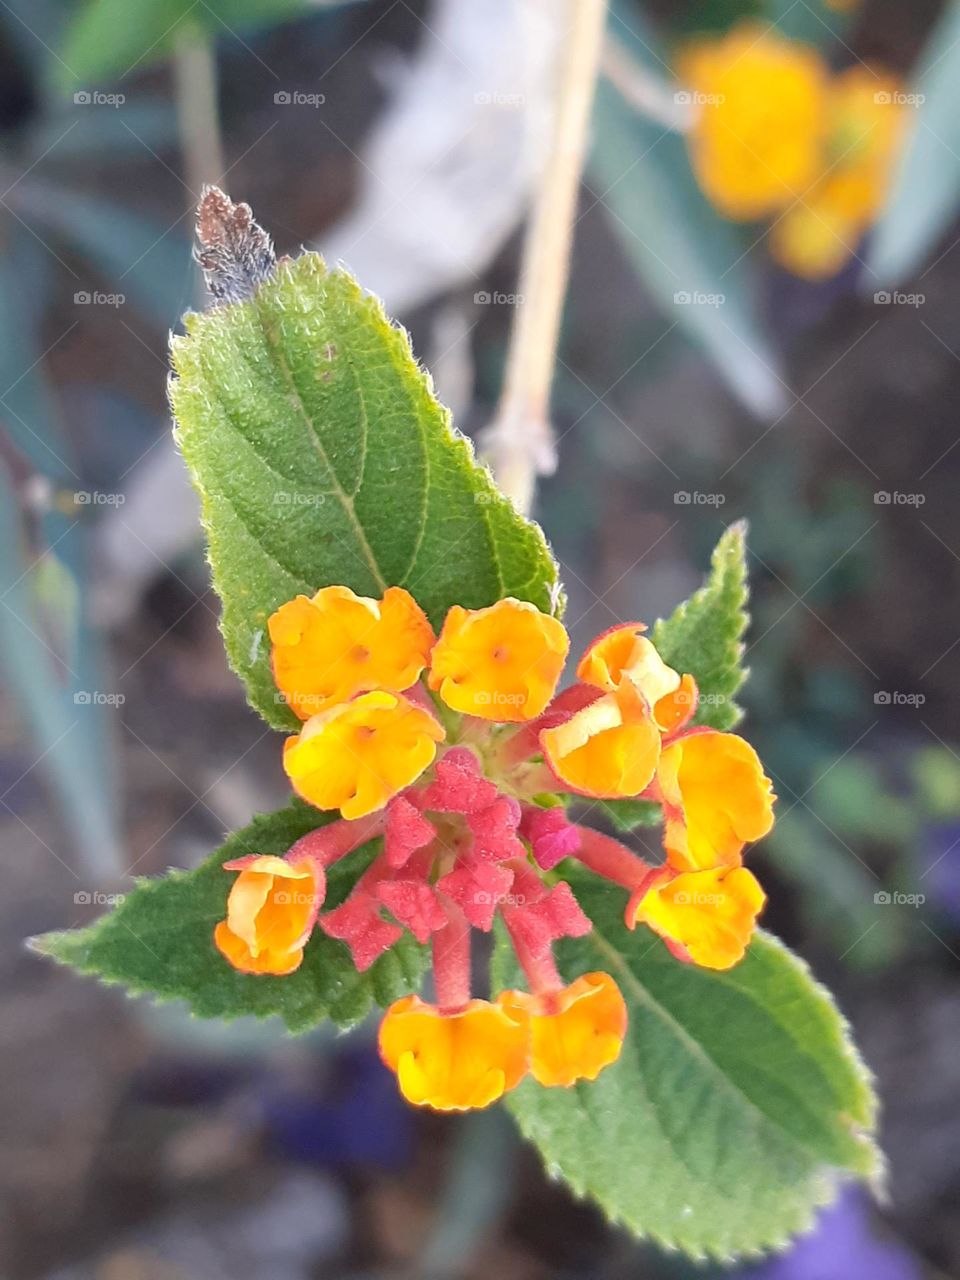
[174,25,225,197]
[601,35,694,132]
[484,0,608,516]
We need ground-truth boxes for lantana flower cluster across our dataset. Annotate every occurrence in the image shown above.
[680,22,906,280]
[214,585,775,1111]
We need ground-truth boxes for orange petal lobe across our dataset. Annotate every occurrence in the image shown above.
[541,686,661,797]
[269,585,434,720]
[283,691,444,819]
[428,598,568,721]
[378,994,531,1111]
[657,731,775,870]
[214,853,323,976]
[632,865,766,970]
[504,973,627,1087]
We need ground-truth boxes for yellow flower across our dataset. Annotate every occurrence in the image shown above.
[378,993,531,1110]
[680,23,828,221]
[576,623,696,733]
[504,973,627,1087]
[283,690,444,819]
[214,853,323,976]
[269,585,435,719]
[428,597,568,721]
[631,864,766,970]
[657,731,775,871]
[770,67,907,279]
[541,678,662,798]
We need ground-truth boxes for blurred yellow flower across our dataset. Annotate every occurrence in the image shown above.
[680,24,828,221]
[770,67,907,279]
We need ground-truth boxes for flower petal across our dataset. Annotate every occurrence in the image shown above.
[428,598,568,721]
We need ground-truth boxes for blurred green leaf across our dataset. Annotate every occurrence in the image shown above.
[8,181,191,326]
[866,0,960,285]
[27,100,178,157]
[171,253,560,730]
[594,7,787,418]
[59,0,359,86]
[494,871,880,1258]
[0,458,121,877]
[764,0,853,45]
[35,799,426,1030]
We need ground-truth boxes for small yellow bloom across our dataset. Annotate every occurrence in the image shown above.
[631,864,766,970]
[657,731,775,870]
[770,67,907,280]
[214,853,323,976]
[577,624,695,732]
[504,972,627,1087]
[378,993,531,1111]
[680,23,828,221]
[541,680,661,798]
[428,598,568,721]
[269,585,435,720]
[283,691,444,819]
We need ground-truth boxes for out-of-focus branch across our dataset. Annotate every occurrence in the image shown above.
[483,0,608,516]
[173,26,225,201]
[601,34,694,132]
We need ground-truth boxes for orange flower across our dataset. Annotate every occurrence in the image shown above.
[504,972,627,1086]
[577,623,696,733]
[269,585,434,719]
[770,67,907,280]
[680,23,828,221]
[541,678,662,798]
[378,993,531,1110]
[428,598,568,722]
[214,853,324,976]
[657,730,775,870]
[630,864,766,970]
[283,691,444,819]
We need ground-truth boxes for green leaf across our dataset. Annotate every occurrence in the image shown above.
[58,0,336,86]
[865,0,960,286]
[652,521,748,731]
[170,252,560,729]
[493,872,879,1259]
[592,797,663,832]
[34,800,427,1032]
[593,4,788,419]
[764,0,854,46]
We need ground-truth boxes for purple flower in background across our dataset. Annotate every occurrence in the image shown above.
[742,1188,920,1280]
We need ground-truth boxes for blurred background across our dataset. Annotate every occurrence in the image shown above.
[1,0,959,1276]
